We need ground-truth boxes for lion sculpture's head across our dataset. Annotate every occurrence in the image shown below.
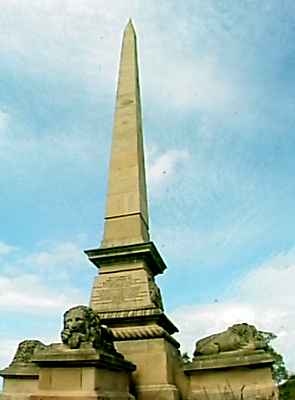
[61,305,115,353]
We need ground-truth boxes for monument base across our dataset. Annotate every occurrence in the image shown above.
[0,363,39,400]
[184,350,278,400]
[29,344,135,400]
[86,242,184,399]
[116,338,182,400]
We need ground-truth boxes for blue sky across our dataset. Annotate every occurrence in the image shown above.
[1,0,295,379]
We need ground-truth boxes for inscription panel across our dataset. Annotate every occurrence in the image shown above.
[90,269,153,312]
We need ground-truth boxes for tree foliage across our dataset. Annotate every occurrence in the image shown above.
[180,352,192,366]
[259,330,288,384]
[279,375,295,400]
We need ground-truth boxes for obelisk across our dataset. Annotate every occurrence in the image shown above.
[102,19,149,248]
[86,18,174,323]
[85,21,181,400]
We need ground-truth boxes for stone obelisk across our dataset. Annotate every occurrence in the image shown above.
[101,19,149,248]
[85,21,181,400]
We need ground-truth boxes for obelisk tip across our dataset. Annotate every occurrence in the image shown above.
[125,18,135,33]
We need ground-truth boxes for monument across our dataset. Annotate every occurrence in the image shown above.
[0,20,279,400]
[84,19,182,400]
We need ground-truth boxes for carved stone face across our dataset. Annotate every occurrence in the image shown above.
[64,308,87,333]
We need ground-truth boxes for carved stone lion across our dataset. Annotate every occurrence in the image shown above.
[61,305,116,353]
[194,323,267,357]
[11,340,46,364]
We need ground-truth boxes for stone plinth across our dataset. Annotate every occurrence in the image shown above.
[116,338,182,400]
[86,242,177,342]
[86,243,182,400]
[29,344,135,400]
[0,363,39,400]
[184,350,278,400]
[86,242,166,314]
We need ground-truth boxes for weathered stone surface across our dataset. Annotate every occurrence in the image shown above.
[190,349,273,370]
[10,341,46,365]
[0,340,44,400]
[90,265,160,313]
[185,367,278,400]
[187,325,279,399]
[116,338,183,400]
[61,305,117,355]
[83,20,183,400]
[30,344,135,400]
[194,323,267,357]
[101,19,149,248]
[185,350,278,400]
[32,344,135,371]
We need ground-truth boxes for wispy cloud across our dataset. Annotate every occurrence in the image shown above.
[23,241,86,272]
[0,241,16,257]
[0,339,21,370]
[145,54,237,113]
[147,147,190,196]
[0,1,241,114]
[0,127,102,170]
[0,274,83,313]
[0,239,93,314]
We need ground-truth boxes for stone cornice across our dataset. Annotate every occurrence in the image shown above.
[85,241,167,276]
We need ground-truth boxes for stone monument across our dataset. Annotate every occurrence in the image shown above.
[0,19,279,400]
[84,19,183,400]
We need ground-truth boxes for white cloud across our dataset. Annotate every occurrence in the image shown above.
[24,241,86,271]
[153,205,269,267]
[171,247,295,373]
[0,339,22,369]
[145,54,236,113]
[0,129,102,171]
[0,1,136,92]
[147,148,190,195]
[0,274,84,314]
[236,248,295,307]
[0,241,16,256]
[0,239,93,389]
[0,239,93,315]
[0,1,239,113]
[172,303,257,354]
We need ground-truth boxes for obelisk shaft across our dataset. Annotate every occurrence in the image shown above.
[101,20,149,248]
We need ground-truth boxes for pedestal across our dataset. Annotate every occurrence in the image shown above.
[30,344,135,400]
[116,338,182,400]
[184,350,279,400]
[85,243,183,400]
[86,242,167,315]
[0,364,39,400]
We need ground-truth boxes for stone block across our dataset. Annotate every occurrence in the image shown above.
[185,350,279,400]
[29,345,135,400]
[0,364,39,400]
[116,338,181,400]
